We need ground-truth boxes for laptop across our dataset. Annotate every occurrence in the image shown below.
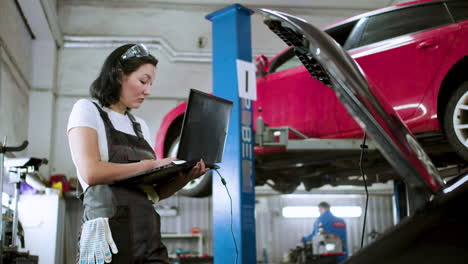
[115,89,233,185]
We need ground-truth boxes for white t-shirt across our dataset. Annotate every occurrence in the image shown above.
[67,99,153,191]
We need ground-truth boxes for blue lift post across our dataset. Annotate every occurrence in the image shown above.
[206,4,256,264]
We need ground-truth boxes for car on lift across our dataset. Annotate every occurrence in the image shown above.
[257,6,467,264]
[156,0,468,197]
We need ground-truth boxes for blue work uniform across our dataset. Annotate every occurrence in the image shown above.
[303,210,348,263]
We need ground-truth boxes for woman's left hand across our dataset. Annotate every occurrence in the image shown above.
[155,159,210,200]
[178,159,209,183]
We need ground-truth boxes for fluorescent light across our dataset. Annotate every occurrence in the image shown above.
[282,206,362,218]
[331,206,362,218]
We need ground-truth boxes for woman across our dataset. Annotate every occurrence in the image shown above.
[67,43,208,264]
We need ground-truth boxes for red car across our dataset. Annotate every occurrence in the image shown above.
[260,7,464,263]
[157,0,468,197]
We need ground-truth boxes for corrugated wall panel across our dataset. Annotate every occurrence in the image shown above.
[65,192,393,263]
[159,195,213,256]
[64,197,83,264]
[255,194,394,263]
[65,195,214,263]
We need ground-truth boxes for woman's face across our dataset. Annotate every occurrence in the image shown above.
[119,63,156,109]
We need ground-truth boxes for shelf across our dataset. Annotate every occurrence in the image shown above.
[161,233,204,256]
[162,233,202,239]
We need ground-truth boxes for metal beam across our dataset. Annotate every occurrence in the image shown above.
[207,4,256,264]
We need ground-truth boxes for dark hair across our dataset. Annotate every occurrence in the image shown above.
[318,201,330,210]
[90,44,158,107]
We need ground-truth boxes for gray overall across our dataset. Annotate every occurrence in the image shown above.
[77,102,169,264]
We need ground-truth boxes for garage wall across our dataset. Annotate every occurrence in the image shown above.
[159,195,213,257]
[255,194,394,262]
[64,188,394,263]
[0,0,60,180]
[0,1,33,156]
[154,192,394,263]
[63,194,212,263]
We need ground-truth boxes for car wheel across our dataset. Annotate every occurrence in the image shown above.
[167,134,212,197]
[443,81,468,161]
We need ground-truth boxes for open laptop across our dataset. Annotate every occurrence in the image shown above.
[115,89,233,185]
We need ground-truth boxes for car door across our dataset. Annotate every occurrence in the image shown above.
[336,3,456,134]
[254,21,359,138]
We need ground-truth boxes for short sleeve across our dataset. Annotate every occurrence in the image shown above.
[67,99,99,133]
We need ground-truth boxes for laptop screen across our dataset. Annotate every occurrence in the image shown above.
[177,89,233,164]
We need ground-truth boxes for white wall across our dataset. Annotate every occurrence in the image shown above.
[63,189,395,264]
[0,0,33,155]
[0,0,60,179]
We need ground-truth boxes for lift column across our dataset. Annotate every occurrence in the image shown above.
[206,4,256,264]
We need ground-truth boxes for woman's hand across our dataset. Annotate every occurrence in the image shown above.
[178,159,209,183]
[153,159,210,200]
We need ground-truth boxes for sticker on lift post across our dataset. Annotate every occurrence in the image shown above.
[236,59,257,101]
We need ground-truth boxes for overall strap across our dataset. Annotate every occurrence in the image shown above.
[91,102,116,130]
[91,101,144,140]
[126,111,144,140]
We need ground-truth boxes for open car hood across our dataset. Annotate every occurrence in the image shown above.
[258,9,444,200]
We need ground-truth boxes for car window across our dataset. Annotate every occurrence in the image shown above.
[359,3,452,47]
[447,1,468,22]
[270,21,357,73]
[326,20,358,47]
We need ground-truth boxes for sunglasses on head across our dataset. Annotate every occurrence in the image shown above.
[120,44,150,61]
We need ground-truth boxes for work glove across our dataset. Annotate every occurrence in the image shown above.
[79,217,118,264]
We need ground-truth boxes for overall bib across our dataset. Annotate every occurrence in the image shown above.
[77,102,169,264]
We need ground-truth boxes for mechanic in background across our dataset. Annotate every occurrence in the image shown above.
[302,201,348,262]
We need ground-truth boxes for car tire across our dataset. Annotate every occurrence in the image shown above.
[443,80,468,161]
[178,171,213,198]
[166,133,212,198]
